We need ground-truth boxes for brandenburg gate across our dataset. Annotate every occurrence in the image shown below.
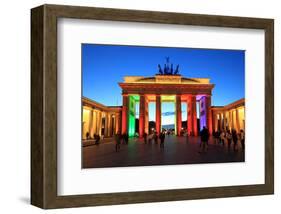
[118,61,215,137]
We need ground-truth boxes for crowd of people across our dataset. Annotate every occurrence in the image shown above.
[87,127,245,154]
[114,130,167,152]
[200,127,245,153]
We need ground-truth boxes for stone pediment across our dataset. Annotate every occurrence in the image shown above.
[123,75,210,84]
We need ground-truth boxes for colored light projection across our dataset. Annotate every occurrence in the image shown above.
[128,95,139,137]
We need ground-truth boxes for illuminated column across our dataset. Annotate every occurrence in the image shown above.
[115,113,119,134]
[176,94,182,136]
[191,95,198,136]
[88,109,94,138]
[144,98,149,134]
[205,95,213,134]
[91,110,97,136]
[212,111,216,132]
[156,95,161,134]
[187,97,192,135]
[229,110,232,130]
[104,113,108,137]
[236,108,240,131]
[98,111,102,136]
[121,94,128,134]
[107,114,112,137]
[217,113,221,131]
[139,94,145,138]
[223,111,226,130]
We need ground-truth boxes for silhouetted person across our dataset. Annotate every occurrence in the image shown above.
[214,130,220,144]
[154,132,158,144]
[220,130,225,146]
[159,131,165,149]
[199,126,209,153]
[226,130,232,150]
[86,132,90,140]
[124,133,129,145]
[232,129,238,151]
[94,134,100,145]
[115,132,121,152]
[240,129,245,150]
[143,132,148,144]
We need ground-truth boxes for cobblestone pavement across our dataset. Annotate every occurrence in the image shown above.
[82,136,245,168]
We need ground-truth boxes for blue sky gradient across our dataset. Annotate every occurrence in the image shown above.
[82,44,245,124]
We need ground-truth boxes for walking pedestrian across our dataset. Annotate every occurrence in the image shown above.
[124,132,129,145]
[159,131,165,149]
[199,126,209,153]
[232,129,238,151]
[143,132,147,144]
[154,131,158,144]
[226,130,232,150]
[240,129,245,150]
[115,132,121,152]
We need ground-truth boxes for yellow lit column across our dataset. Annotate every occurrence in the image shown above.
[236,108,240,131]
[88,109,93,138]
[115,113,119,134]
[229,110,232,130]
[107,113,112,137]
[223,111,226,130]
[97,111,102,136]
[91,110,96,136]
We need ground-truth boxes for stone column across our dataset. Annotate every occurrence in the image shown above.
[121,94,128,134]
[144,98,149,134]
[229,110,232,130]
[115,113,119,134]
[205,95,213,134]
[108,114,112,137]
[176,95,182,136]
[139,94,146,137]
[98,111,102,136]
[236,108,240,131]
[156,95,161,134]
[223,111,226,130]
[104,113,108,137]
[88,109,93,138]
[91,110,97,136]
[187,97,192,135]
[217,113,221,131]
[189,95,198,136]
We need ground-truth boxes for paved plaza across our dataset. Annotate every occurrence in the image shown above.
[82,136,245,168]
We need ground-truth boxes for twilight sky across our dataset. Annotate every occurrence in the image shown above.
[82,44,245,124]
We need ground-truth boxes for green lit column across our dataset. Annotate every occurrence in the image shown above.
[128,95,136,137]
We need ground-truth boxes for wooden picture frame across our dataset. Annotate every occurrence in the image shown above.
[31,4,274,209]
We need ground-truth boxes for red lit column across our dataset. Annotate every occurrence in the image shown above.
[176,94,182,136]
[205,95,213,134]
[187,96,192,135]
[121,94,128,134]
[156,95,161,134]
[144,98,149,134]
[139,94,145,137]
[191,95,198,136]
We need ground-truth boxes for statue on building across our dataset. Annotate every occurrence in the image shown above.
[158,64,163,74]
[157,57,180,75]
[174,64,180,74]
